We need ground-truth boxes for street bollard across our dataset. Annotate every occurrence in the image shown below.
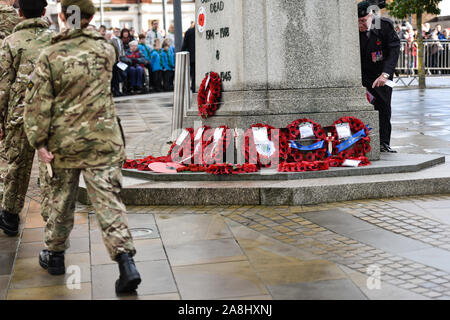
[172,51,191,142]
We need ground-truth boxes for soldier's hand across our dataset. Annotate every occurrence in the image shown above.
[38,147,54,164]
[372,76,387,88]
[0,128,3,140]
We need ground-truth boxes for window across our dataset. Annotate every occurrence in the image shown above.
[96,20,112,29]
[120,20,133,29]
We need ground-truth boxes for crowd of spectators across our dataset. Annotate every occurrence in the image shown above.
[395,22,450,74]
[90,19,179,97]
[396,22,449,42]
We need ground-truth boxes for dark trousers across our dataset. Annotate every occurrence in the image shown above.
[112,63,126,94]
[163,70,174,91]
[127,66,144,88]
[144,64,152,89]
[190,63,195,93]
[367,85,393,146]
[151,70,163,92]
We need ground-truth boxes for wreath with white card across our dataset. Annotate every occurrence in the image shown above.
[241,124,277,168]
[329,116,371,159]
[286,118,328,162]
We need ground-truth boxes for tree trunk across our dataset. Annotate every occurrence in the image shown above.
[417,12,426,89]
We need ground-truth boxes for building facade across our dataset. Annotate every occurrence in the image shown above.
[93,0,195,33]
[44,0,195,33]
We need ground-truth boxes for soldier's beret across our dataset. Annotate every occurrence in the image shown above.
[18,0,48,12]
[62,0,96,16]
[358,1,371,18]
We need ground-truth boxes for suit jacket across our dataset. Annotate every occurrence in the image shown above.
[359,17,400,87]
[182,27,195,65]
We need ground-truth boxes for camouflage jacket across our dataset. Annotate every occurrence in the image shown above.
[0,4,21,41]
[0,18,53,130]
[24,28,126,169]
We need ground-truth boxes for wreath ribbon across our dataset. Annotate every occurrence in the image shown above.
[335,129,368,153]
[289,140,324,151]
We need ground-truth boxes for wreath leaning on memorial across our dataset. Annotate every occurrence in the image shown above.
[242,123,277,167]
[197,72,222,119]
[286,118,328,162]
[330,116,371,159]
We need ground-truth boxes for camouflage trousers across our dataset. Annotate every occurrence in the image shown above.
[0,140,7,200]
[2,126,49,218]
[44,164,136,260]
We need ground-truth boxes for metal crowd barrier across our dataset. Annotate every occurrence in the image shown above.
[396,40,450,76]
[171,51,191,141]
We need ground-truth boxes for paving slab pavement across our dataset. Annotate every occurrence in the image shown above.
[2,86,450,300]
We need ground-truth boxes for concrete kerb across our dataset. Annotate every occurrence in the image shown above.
[77,154,449,206]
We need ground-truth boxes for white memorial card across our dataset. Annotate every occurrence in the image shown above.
[117,62,128,71]
[252,127,269,145]
[385,80,396,88]
[335,123,352,140]
[342,159,361,167]
[256,141,276,157]
[299,123,314,139]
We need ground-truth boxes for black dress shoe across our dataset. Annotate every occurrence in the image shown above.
[380,143,397,153]
[0,210,19,237]
[39,250,66,275]
[140,87,148,94]
[115,252,141,294]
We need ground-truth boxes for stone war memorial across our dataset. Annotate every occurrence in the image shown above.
[80,0,449,206]
[186,0,380,159]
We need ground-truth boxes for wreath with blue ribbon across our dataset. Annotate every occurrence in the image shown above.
[329,116,372,159]
[286,118,328,162]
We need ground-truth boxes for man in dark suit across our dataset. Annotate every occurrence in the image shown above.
[358,1,400,153]
[110,28,126,97]
[182,26,195,92]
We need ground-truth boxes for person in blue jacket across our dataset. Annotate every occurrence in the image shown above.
[138,34,152,90]
[161,38,175,91]
[150,38,163,92]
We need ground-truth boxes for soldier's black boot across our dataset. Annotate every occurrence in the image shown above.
[39,249,66,275]
[115,252,141,294]
[0,210,19,237]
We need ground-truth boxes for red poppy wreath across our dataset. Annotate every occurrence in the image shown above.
[286,118,328,163]
[198,72,222,119]
[329,116,371,159]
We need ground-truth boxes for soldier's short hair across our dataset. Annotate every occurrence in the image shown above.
[61,5,94,27]
[19,0,47,18]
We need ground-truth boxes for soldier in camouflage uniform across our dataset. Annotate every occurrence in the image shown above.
[0,0,20,43]
[0,0,21,200]
[0,0,52,237]
[24,0,141,294]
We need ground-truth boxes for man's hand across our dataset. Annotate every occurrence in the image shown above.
[0,127,4,140]
[38,147,54,164]
[372,75,388,88]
